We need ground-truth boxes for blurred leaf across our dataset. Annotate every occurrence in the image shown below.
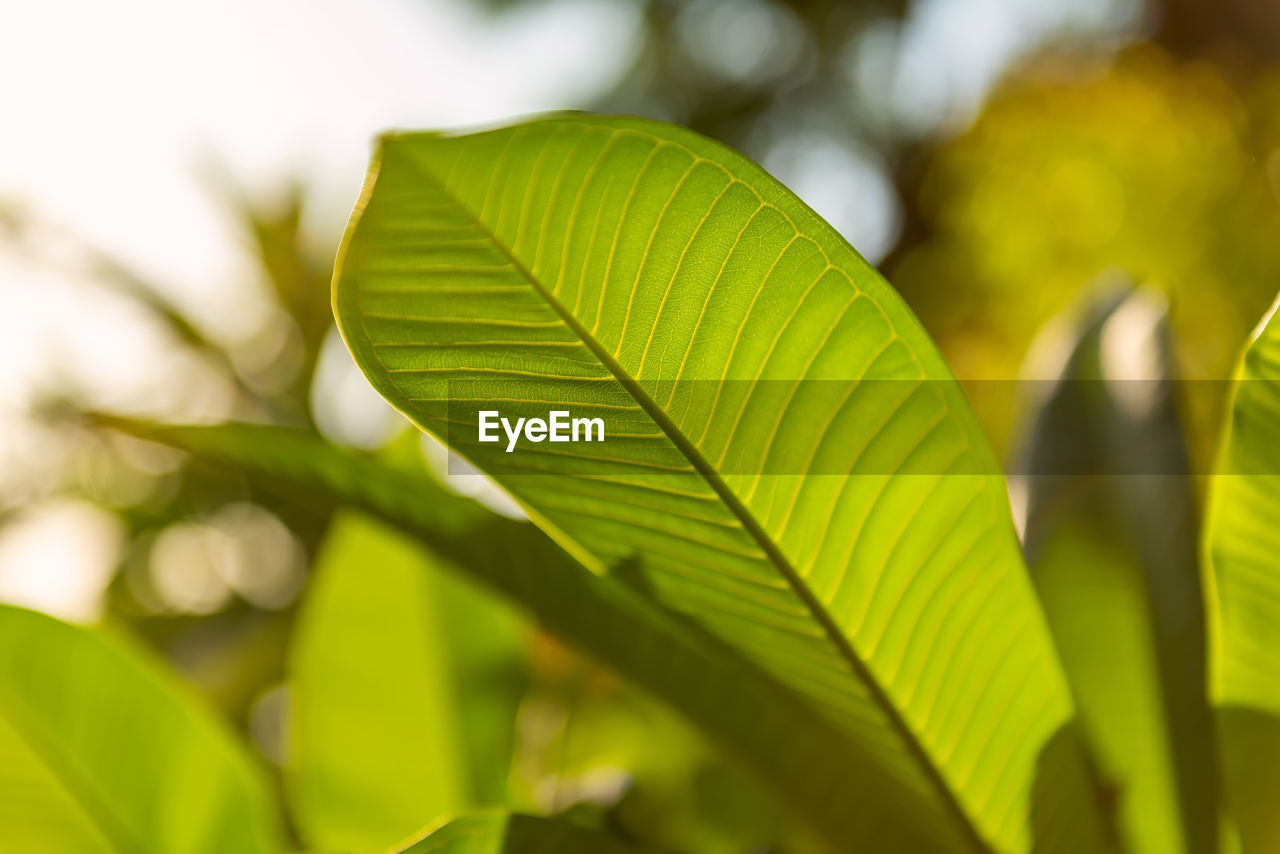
[108,418,931,854]
[0,604,282,853]
[1013,284,1216,854]
[391,812,641,853]
[289,512,526,851]
[1205,292,1280,851]
[507,645,791,853]
[608,745,791,854]
[332,113,1108,853]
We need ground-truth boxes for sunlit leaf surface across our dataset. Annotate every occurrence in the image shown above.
[332,113,1107,852]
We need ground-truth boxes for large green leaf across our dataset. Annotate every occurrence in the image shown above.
[1013,285,1215,854]
[288,512,526,851]
[391,812,641,853]
[0,604,282,853]
[1205,293,1280,852]
[331,113,1106,852]
[110,419,955,852]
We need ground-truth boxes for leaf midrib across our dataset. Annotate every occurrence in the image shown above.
[381,143,992,854]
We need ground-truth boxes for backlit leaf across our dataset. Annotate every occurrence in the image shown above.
[332,114,1107,852]
[1205,293,1280,852]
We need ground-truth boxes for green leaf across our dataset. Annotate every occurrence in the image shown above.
[109,419,956,853]
[1205,293,1280,852]
[288,512,527,851]
[332,113,1107,852]
[0,604,282,854]
[1013,284,1216,854]
[391,812,641,853]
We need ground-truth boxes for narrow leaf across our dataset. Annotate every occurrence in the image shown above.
[1205,293,1280,852]
[1013,284,1215,854]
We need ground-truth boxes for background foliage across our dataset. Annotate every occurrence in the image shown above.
[4,0,1280,851]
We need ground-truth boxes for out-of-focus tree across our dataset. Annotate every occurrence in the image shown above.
[888,46,1280,455]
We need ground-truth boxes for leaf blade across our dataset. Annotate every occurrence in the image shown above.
[334,114,1106,852]
[1014,285,1216,854]
[111,418,959,853]
[1205,292,1280,851]
[289,512,526,851]
[0,605,282,854]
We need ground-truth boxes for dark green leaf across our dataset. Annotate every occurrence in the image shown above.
[391,812,640,853]
[108,418,951,852]
[1014,283,1215,854]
